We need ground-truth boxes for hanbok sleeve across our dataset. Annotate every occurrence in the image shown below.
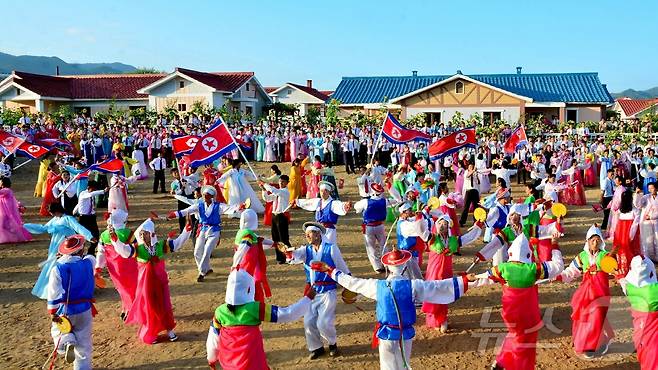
[268,297,312,323]
[330,270,378,300]
[412,275,469,304]
[476,235,504,261]
[296,198,319,212]
[540,250,565,279]
[177,202,200,217]
[558,257,583,283]
[330,245,350,275]
[65,216,93,241]
[46,264,64,314]
[167,228,192,252]
[24,223,48,234]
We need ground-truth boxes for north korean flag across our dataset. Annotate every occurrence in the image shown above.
[172,135,200,157]
[72,169,90,181]
[381,113,431,144]
[89,158,125,175]
[17,141,50,159]
[235,136,252,150]
[35,138,73,150]
[188,117,237,168]
[503,125,528,154]
[428,127,477,160]
[0,130,26,155]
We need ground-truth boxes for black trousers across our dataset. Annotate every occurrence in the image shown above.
[517,163,527,184]
[63,195,78,216]
[79,214,100,255]
[460,189,480,226]
[601,196,613,230]
[153,170,165,193]
[343,152,355,174]
[271,213,290,263]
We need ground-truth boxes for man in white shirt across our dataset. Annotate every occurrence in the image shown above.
[296,181,352,245]
[260,175,291,264]
[342,135,356,174]
[149,152,167,194]
[73,181,108,255]
[356,167,372,198]
[53,171,78,215]
[353,183,397,273]
[460,164,481,226]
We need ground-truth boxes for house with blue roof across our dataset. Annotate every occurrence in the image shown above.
[330,68,613,125]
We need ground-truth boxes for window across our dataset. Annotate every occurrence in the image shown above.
[245,106,253,116]
[455,81,464,94]
[424,112,441,125]
[246,83,250,91]
[287,89,292,95]
[566,109,578,123]
[178,103,187,111]
[129,106,145,110]
[179,81,185,89]
[15,88,21,96]
[483,111,502,125]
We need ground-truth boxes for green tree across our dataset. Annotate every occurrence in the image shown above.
[0,107,24,126]
[325,99,341,127]
[129,67,166,74]
[306,106,322,126]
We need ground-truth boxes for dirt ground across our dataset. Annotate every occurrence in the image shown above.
[0,160,644,369]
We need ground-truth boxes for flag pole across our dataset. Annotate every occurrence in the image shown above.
[224,119,258,180]
[369,111,388,166]
[12,158,33,171]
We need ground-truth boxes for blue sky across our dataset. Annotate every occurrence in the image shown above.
[1,0,656,92]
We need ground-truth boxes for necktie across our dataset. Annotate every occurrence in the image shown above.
[364,178,369,194]
[273,193,279,214]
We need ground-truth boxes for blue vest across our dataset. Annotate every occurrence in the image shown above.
[304,243,337,293]
[376,279,416,341]
[364,198,386,224]
[198,201,222,232]
[315,199,339,227]
[49,258,95,315]
[492,205,509,230]
[396,221,418,257]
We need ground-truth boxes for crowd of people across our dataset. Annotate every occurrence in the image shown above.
[0,111,657,370]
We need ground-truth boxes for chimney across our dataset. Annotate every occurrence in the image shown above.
[516,66,522,74]
[56,66,60,76]
[307,79,313,88]
[456,70,462,75]
[602,84,607,89]
[412,70,418,77]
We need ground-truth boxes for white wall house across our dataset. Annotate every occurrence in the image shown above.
[268,80,331,116]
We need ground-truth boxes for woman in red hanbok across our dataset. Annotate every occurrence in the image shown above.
[259,165,281,226]
[612,190,641,278]
[584,152,597,187]
[40,163,61,217]
[561,159,587,206]
[423,216,482,332]
[555,225,613,358]
[109,218,191,344]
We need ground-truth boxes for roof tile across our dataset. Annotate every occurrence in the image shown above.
[331,72,613,105]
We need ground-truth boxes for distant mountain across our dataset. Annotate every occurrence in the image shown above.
[0,51,137,75]
[612,87,658,99]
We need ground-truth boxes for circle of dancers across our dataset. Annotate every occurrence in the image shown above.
[1,116,658,370]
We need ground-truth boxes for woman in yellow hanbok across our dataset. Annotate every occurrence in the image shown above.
[34,157,51,197]
[287,155,309,205]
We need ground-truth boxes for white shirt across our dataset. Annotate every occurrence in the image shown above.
[357,174,372,198]
[262,184,290,214]
[73,189,105,215]
[149,157,166,171]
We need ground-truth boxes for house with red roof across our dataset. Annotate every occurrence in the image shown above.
[0,67,272,120]
[0,70,163,114]
[137,67,271,121]
[612,97,658,121]
[268,80,332,116]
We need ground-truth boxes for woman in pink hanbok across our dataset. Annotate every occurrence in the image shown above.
[453,161,466,195]
[305,156,322,199]
[561,159,587,206]
[0,177,32,244]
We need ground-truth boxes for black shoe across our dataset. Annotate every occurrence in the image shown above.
[206,269,214,275]
[277,260,286,264]
[197,274,204,282]
[328,344,339,357]
[120,312,127,322]
[308,347,325,360]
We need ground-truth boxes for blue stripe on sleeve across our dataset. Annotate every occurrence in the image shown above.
[271,306,278,323]
[452,277,460,301]
[541,262,549,279]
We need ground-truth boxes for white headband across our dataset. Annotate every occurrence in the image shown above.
[305,226,322,233]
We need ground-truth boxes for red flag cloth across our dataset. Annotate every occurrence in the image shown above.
[381,113,431,144]
[570,270,613,354]
[172,135,199,157]
[631,309,658,370]
[188,117,237,168]
[497,285,541,370]
[17,141,50,159]
[428,127,476,160]
[503,126,528,154]
[90,158,125,174]
[0,130,26,155]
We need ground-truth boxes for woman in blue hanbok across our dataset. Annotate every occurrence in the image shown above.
[24,202,93,299]
[255,132,266,161]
